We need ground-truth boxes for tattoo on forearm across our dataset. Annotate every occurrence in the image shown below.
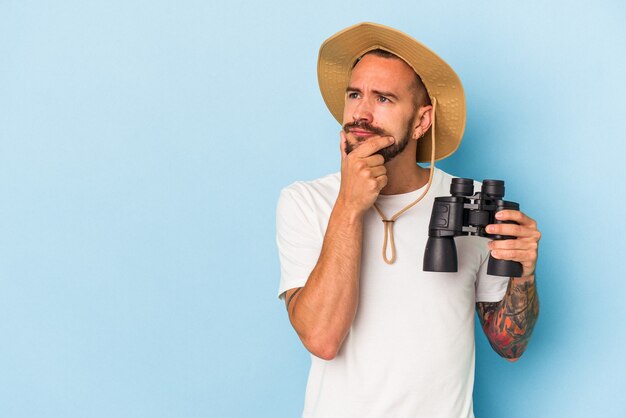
[477,278,540,359]
[286,288,303,312]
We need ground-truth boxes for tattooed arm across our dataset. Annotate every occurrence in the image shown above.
[478,209,541,361]
[477,276,539,361]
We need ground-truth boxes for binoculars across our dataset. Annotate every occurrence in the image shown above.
[423,178,522,277]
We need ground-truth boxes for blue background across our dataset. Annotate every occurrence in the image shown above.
[1,0,625,417]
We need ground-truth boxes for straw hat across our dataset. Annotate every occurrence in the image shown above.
[317,22,466,162]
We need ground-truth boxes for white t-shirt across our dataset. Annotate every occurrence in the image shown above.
[276,168,509,418]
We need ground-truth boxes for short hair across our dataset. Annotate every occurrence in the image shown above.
[353,49,432,109]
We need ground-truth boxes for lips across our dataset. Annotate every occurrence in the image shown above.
[349,129,376,138]
[343,121,385,138]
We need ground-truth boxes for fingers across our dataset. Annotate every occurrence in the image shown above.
[486,210,541,276]
[489,248,537,265]
[489,247,537,277]
[364,154,385,167]
[376,174,388,189]
[340,132,390,163]
[346,159,386,181]
[340,131,348,160]
[488,238,538,277]
[487,224,541,240]
[486,223,541,239]
[486,210,540,240]
[494,210,537,228]
[364,165,386,178]
[487,210,541,277]
[489,237,538,250]
[350,135,394,158]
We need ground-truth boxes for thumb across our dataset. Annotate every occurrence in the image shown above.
[340,131,348,160]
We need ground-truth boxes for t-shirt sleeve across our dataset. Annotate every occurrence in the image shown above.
[275,187,323,300]
[475,250,510,302]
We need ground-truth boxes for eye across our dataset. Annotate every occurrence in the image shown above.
[378,96,391,103]
[347,91,359,99]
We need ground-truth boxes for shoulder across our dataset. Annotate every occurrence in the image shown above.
[429,167,455,195]
[276,172,339,236]
[278,172,341,208]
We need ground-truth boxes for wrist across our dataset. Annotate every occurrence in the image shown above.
[333,197,366,224]
[511,274,535,286]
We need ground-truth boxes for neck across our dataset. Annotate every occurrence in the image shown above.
[379,152,431,195]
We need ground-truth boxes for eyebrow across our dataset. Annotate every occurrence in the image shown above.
[346,86,400,101]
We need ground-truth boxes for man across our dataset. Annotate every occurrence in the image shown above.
[276,23,540,417]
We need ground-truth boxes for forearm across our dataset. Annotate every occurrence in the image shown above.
[477,275,540,360]
[289,200,364,360]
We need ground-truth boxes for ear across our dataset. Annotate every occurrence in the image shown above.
[412,105,433,140]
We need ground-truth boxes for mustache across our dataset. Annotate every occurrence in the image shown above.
[342,121,386,137]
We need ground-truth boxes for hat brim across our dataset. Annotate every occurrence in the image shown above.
[317,22,466,162]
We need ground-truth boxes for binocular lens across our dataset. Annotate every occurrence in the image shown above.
[423,236,458,272]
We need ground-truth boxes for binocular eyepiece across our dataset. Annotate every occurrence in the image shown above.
[423,178,522,277]
[451,178,505,199]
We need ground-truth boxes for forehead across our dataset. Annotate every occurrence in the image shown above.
[348,54,417,93]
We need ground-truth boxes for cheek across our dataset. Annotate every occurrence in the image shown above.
[342,102,354,124]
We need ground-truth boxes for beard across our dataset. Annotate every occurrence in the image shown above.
[342,117,415,163]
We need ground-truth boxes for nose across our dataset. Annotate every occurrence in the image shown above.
[352,99,373,124]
